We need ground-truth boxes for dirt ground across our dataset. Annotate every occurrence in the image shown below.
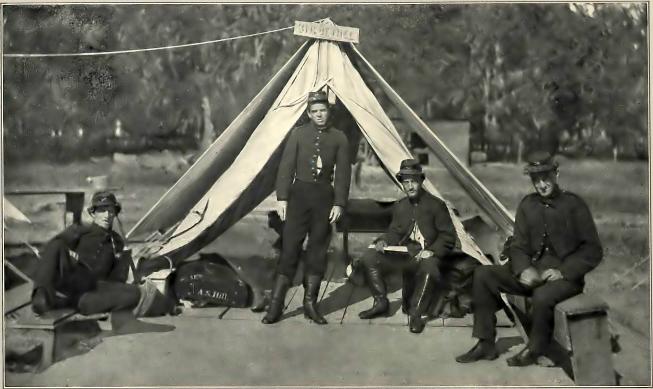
[3,156,651,386]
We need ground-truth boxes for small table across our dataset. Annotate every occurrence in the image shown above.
[5,190,86,226]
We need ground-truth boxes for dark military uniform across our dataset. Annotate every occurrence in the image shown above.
[33,223,141,315]
[358,188,456,332]
[275,121,351,278]
[361,190,456,278]
[262,91,351,325]
[471,187,603,354]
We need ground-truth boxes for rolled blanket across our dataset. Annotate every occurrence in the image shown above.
[132,280,178,317]
[132,280,159,317]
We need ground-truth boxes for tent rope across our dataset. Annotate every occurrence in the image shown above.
[4,25,294,58]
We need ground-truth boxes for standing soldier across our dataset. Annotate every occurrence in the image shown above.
[262,90,351,325]
[456,151,603,366]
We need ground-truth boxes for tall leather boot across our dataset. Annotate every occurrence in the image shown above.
[303,275,327,325]
[401,271,416,314]
[261,274,290,324]
[408,273,435,334]
[359,264,389,319]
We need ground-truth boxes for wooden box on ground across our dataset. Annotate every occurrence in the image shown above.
[553,293,615,385]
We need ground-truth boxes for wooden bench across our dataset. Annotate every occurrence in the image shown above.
[6,305,110,370]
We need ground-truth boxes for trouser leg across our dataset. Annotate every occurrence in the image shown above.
[471,265,530,341]
[77,281,141,315]
[277,195,311,279]
[304,184,333,278]
[528,280,582,353]
[402,270,416,314]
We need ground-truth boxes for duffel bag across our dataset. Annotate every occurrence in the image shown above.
[172,254,251,308]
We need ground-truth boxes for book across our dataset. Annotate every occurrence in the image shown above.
[367,244,409,253]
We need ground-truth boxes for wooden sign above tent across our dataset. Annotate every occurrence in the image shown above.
[294,21,359,43]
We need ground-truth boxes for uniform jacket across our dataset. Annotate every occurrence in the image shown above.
[276,122,351,206]
[51,223,129,283]
[509,187,603,284]
[379,190,456,259]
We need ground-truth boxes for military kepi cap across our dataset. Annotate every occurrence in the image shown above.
[307,91,328,106]
[396,158,425,180]
[88,191,121,214]
[524,150,559,175]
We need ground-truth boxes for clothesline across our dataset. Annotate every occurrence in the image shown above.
[3,24,295,58]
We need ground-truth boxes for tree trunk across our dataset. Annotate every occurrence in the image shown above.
[200,96,215,152]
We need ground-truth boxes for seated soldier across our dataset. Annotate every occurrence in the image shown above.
[455,151,603,366]
[355,159,456,333]
[31,191,173,318]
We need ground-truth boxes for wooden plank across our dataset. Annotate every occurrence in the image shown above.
[8,307,77,330]
[294,21,359,43]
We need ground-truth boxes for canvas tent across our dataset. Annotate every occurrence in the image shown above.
[127,37,515,266]
[4,196,31,225]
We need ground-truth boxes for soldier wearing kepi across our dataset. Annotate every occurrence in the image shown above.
[262,90,351,325]
[31,191,141,315]
[456,151,603,366]
[356,159,456,333]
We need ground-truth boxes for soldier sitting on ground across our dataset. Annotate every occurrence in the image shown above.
[31,191,177,322]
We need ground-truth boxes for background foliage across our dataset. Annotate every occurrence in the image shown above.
[3,3,647,162]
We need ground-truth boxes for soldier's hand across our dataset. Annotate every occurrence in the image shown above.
[541,268,563,282]
[519,266,542,288]
[277,201,288,222]
[329,205,344,224]
[374,240,388,253]
[416,249,434,260]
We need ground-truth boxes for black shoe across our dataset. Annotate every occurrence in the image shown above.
[506,346,539,367]
[455,340,499,363]
[303,275,327,325]
[408,314,427,333]
[359,296,389,319]
[262,274,290,324]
